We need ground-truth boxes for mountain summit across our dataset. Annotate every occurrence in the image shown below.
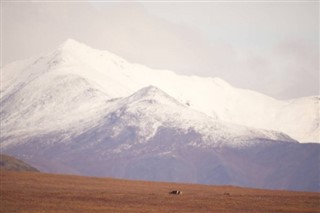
[1,39,319,191]
[59,38,87,49]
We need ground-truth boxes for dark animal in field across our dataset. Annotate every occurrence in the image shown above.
[169,190,182,195]
[224,192,230,196]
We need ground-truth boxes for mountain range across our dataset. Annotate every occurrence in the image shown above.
[1,39,319,191]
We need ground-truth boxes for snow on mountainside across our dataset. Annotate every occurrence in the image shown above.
[91,85,294,149]
[0,78,293,149]
[1,39,319,143]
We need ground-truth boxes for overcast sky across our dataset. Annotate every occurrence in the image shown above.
[1,1,319,99]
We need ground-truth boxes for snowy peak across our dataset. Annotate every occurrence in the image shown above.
[51,39,94,65]
[59,38,87,49]
[124,85,185,107]
[133,85,165,97]
[56,39,96,59]
[56,39,127,65]
[111,85,200,126]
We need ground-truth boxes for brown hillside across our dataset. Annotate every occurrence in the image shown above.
[0,154,39,172]
[1,171,319,213]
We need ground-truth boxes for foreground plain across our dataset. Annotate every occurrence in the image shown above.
[1,171,319,213]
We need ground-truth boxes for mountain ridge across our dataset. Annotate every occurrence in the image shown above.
[1,39,318,142]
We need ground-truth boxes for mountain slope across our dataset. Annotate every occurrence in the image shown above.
[0,154,39,172]
[1,39,318,142]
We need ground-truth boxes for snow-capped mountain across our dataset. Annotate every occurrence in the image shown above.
[2,39,318,143]
[1,39,319,191]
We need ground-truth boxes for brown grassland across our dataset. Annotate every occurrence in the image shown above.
[1,171,319,213]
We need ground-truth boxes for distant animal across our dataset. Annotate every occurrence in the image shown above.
[224,192,230,196]
[169,190,182,195]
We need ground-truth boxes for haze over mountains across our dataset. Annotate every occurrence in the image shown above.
[1,39,319,191]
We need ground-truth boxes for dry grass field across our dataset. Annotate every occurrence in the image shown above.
[1,171,319,213]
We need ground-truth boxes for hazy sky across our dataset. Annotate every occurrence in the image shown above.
[1,1,319,99]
